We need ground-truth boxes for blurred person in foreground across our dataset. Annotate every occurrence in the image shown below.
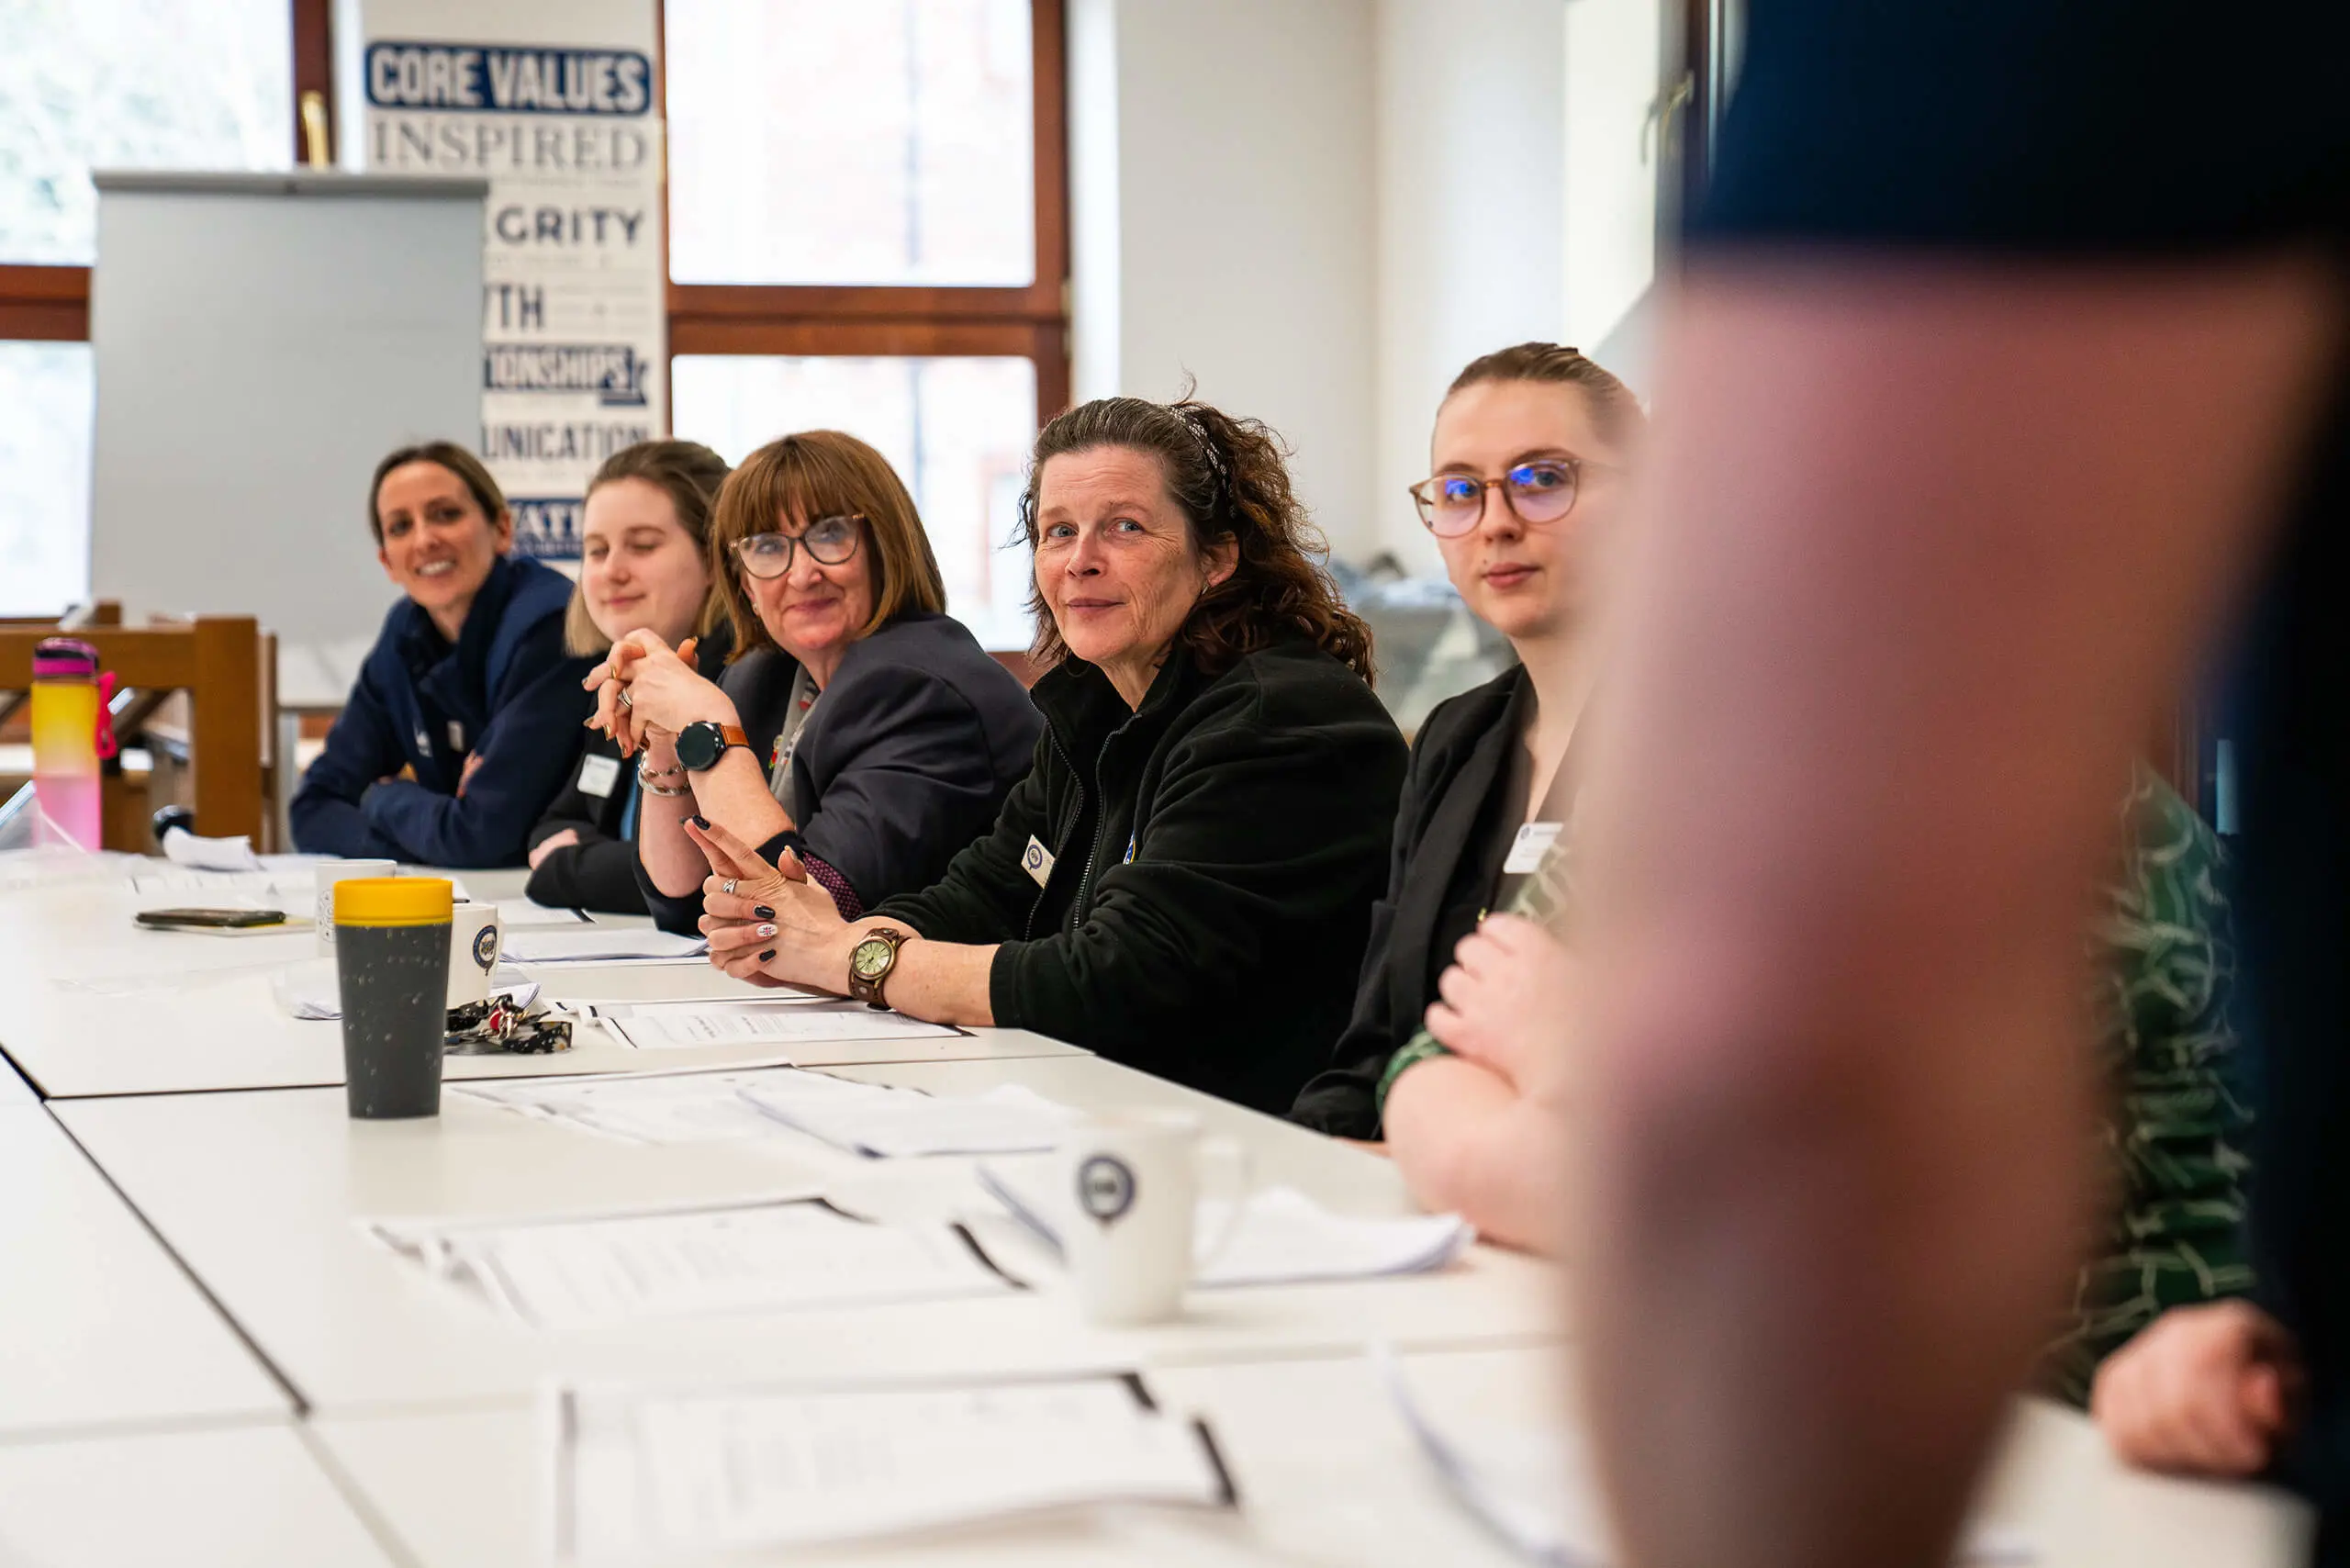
[1561,6,2349,1568]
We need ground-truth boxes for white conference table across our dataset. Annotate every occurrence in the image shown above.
[0,1105,287,1438]
[0,857,2320,1567]
[0,871,1083,1098]
[309,1344,2314,1568]
[52,1055,1561,1416]
[0,1420,398,1567]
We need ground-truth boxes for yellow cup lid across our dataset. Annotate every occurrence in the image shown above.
[333,877,453,927]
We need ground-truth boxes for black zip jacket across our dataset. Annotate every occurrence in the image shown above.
[875,634,1407,1114]
[523,626,733,913]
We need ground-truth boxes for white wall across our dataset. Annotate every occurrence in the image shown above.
[1070,0,1590,575]
[1069,0,1379,560]
[1371,0,1565,573]
[1563,0,1664,388]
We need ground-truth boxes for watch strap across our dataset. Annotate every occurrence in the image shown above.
[846,926,912,1009]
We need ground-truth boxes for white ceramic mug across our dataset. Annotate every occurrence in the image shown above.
[444,901,503,1009]
[313,860,396,954]
[1053,1111,1250,1327]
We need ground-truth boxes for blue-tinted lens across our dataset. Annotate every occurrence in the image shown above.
[1505,462,1576,521]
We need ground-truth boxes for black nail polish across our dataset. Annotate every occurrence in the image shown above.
[688,814,710,830]
[754,905,775,920]
[758,948,776,962]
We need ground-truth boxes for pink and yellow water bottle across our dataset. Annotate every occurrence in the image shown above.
[30,638,115,851]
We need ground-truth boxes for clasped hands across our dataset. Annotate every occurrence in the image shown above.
[580,629,713,756]
[682,815,856,991]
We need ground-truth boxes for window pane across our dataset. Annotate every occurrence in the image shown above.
[672,355,1037,651]
[666,0,1035,287]
[0,342,93,615]
[0,0,292,265]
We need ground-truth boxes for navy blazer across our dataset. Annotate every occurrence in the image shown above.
[640,611,1042,934]
[291,554,598,867]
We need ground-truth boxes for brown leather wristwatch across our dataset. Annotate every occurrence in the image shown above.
[846,926,912,1010]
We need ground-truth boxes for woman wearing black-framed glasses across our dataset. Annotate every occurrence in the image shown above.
[585,430,1039,935]
[1290,342,1643,1173]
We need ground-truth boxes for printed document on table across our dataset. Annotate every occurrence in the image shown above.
[594,998,959,1051]
[501,929,707,964]
[979,1167,1474,1286]
[742,1076,1080,1158]
[453,1066,830,1144]
[368,1198,1013,1329]
[550,1373,1235,1561]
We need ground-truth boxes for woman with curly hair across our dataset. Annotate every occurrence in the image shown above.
[681,395,1407,1113]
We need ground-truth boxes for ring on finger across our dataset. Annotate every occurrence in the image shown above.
[618,689,633,709]
[722,879,738,898]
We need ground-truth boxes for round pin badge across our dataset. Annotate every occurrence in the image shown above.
[1075,1155,1137,1226]
[472,924,500,971]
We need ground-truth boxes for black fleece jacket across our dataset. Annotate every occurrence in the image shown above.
[875,634,1407,1114]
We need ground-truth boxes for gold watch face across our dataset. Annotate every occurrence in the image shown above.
[850,938,894,980]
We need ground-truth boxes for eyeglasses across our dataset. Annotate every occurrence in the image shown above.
[733,514,864,579]
[1408,459,1600,537]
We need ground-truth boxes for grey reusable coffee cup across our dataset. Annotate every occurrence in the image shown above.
[333,877,453,1119]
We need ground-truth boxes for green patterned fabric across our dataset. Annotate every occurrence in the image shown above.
[2041,770,2254,1406]
[1379,769,2252,1407]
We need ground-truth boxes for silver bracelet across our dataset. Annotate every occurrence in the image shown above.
[640,778,692,798]
[638,756,685,782]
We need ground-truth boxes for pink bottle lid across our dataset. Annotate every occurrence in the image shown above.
[32,638,99,680]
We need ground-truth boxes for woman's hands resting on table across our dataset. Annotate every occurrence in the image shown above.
[685,817,857,991]
[581,631,715,756]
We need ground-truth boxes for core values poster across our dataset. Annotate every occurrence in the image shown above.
[337,0,665,559]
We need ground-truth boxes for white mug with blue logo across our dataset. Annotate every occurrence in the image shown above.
[313,860,397,955]
[442,901,503,1009]
[1054,1110,1251,1326]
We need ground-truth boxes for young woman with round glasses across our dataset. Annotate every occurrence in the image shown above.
[1289,342,1641,1146]
[584,430,1040,933]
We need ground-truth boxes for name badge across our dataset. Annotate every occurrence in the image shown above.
[1022,834,1057,889]
[1504,822,1563,876]
[577,754,621,799]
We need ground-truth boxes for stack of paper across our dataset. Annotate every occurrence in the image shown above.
[502,929,707,965]
[979,1167,1474,1287]
[367,1197,1015,1329]
[493,899,592,928]
[589,997,959,1050]
[160,826,262,871]
[550,1373,1235,1560]
[453,1068,808,1145]
[741,1075,1080,1158]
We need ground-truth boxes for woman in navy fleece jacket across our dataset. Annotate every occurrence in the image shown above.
[291,442,596,868]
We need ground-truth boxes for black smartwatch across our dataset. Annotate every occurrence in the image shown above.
[675,721,750,772]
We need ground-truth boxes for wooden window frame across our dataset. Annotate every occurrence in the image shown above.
[659,0,1073,430]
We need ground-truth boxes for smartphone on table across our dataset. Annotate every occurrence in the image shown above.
[133,908,289,931]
